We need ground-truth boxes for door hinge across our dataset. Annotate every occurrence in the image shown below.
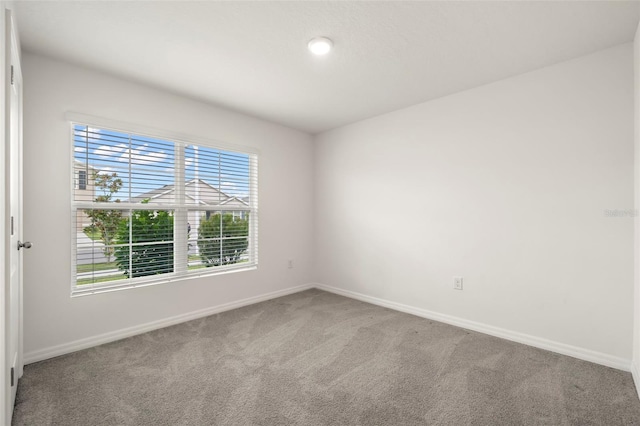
[10,65,14,86]
[10,367,14,387]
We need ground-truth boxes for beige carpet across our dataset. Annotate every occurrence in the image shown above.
[12,289,640,425]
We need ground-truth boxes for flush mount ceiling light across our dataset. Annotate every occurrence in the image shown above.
[308,37,333,55]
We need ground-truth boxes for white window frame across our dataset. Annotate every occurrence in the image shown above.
[68,113,259,296]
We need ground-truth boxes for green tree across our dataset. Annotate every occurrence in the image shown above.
[114,205,174,278]
[84,172,123,262]
[198,213,249,267]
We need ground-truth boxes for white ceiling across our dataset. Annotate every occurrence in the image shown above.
[13,1,640,134]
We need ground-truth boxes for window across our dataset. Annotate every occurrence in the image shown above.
[71,121,258,295]
[77,170,87,190]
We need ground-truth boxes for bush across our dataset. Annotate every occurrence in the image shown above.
[114,209,174,278]
[198,213,248,267]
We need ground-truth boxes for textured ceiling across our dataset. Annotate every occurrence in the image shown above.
[13,1,640,134]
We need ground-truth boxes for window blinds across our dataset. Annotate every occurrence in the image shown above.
[72,123,258,295]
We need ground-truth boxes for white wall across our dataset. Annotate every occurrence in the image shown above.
[22,53,314,360]
[314,44,635,364]
[633,22,640,391]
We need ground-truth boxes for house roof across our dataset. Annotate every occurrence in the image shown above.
[73,160,97,171]
[129,185,174,203]
[220,196,250,207]
[128,178,248,207]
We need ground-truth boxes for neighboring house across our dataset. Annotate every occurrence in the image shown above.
[130,178,250,240]
[74,161,96,231]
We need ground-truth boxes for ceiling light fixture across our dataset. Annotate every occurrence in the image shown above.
[308,37,333,55]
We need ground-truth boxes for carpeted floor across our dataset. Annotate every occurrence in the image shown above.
[12,289,640,425]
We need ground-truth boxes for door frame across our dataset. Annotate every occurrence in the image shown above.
[0,1,6,423]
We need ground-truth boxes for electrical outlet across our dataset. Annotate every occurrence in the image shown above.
[288,259,294,269]
[453,276,463,290]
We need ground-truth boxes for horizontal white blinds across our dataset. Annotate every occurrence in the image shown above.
[74,126,175,204]
[74,209,175,287]
[72,123,258,295]
[184,145,253,207]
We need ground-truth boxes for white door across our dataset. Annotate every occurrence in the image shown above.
[5,8,24,421]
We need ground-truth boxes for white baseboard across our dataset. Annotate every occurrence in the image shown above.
[24,283,314,364]
[313,283,632,372]
[25,282,633,373]
[632,362,640,399]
